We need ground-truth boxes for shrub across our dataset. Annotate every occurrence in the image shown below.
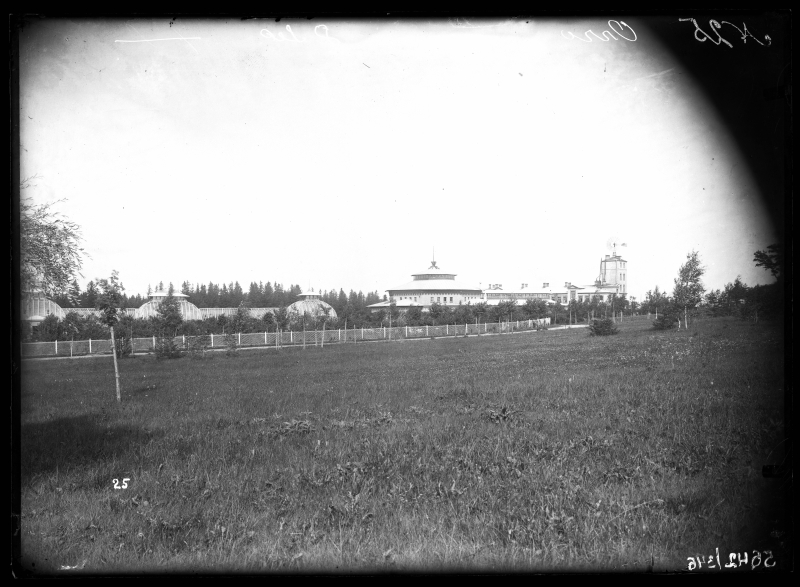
[186,334,210,359]
[588,318,619,336]
[155,334,183,359]
[224,332,239,357]
[114,335,132,359]
[653,309,681,330]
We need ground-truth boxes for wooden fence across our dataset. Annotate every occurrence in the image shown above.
[20,318,551,358]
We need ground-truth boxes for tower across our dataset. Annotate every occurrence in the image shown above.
[598,245,628,294]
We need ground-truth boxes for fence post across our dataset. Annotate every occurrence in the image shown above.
[55,339,58,355]
[211,333,214,347]
[446,324,449,335]
[265,331,267,345]
[338,329,341,342]
[406,325,408,338]
[89,338,92,354]
[153,335,156,350]
[426,325,429,336]
[183,334,186,346]
[291,331,293,343]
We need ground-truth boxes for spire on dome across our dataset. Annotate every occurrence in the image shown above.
[429,246,439,270]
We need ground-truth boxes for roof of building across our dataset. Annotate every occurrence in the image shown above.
[388,278,482,292]
[149,289,188,299]
[386,260,481,293]
[287,298,338,319]
[482,298,558,306]
[136,298,204,320]
[576,284,622,294]
[367,299,423,309]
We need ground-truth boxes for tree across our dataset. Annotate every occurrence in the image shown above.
[274,306,290,331]
[652,302,681,330]
[753,243,782,281]
[64,279,81,307]
[473,302,488,324]
[522,299,548,320]
[672,250,706,329]
[497,299,518,322]
[156,283,183,336]
[154,284,183,359]
[262,310,276,332]
[453,303,473,326]
[32,314,62,342]
[428,302,444,325]
[340,302,355,330]
[405,305,423,326]
[96,271,125,402]
[20,178,87,298]
[388,301,399,322]
[644,286,668,317]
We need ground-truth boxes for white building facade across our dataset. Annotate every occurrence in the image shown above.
[369,249,629,313]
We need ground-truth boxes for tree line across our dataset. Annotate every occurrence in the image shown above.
[642,245,782,329]
[50,279,384,314]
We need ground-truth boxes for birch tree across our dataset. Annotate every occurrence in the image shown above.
[672,251,706,329]
[20,177,86,298]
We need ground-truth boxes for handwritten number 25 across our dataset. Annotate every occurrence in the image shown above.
[112,478,130,489]
[680,18,771,47]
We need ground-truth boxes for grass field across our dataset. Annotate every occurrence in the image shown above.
[17,317,788,573]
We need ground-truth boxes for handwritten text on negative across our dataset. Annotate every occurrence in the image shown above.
[561,21,637,42]
[679,19,771,48]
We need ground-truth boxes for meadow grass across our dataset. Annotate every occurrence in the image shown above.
[18,317,787,573]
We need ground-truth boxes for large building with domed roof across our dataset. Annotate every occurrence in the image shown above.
[366,260,482,313]
[368,249,629,313]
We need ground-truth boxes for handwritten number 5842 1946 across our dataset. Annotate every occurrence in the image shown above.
[680,18,771,47]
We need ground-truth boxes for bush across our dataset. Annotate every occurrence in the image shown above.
[588,318,619,336]
[155,334,183,359]
[224,332,239,357]
[186,334,210,359]
[652,309,681,330]
[114,334,132,359]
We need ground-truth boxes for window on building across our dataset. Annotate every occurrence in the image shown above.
[450,297,453,302]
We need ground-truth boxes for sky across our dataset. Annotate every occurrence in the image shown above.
[18,16,781,302]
